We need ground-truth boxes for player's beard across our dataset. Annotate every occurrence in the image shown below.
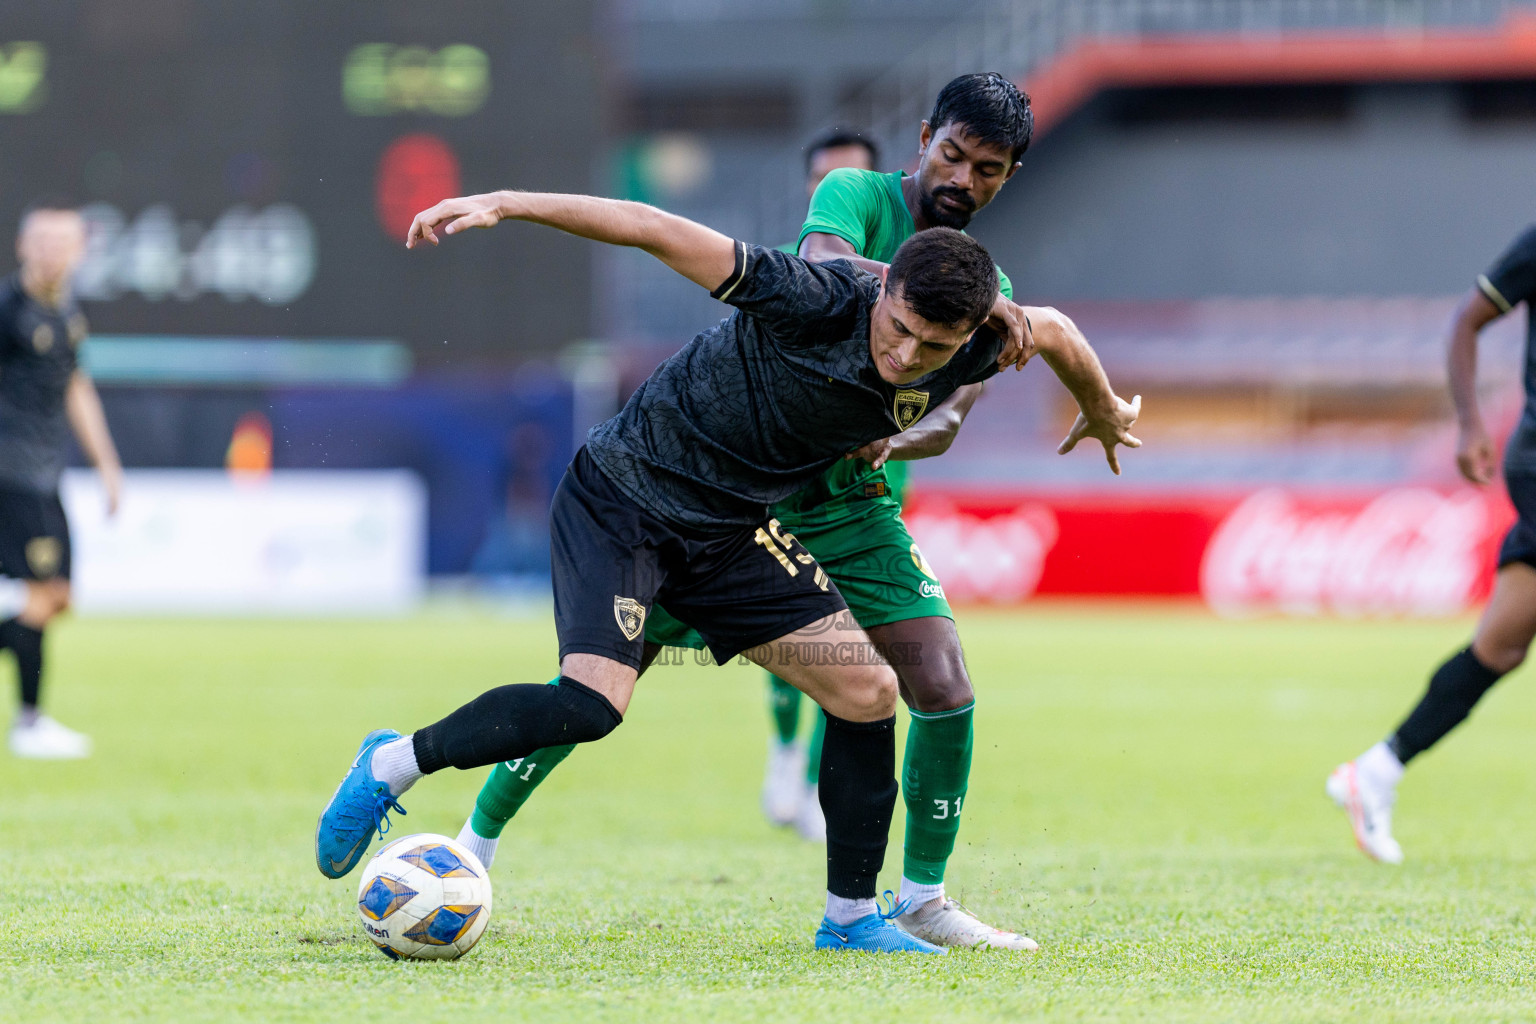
[919,185,976,230]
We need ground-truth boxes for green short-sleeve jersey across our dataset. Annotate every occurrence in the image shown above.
[794,168,1014,300]
[773,168,1008,524]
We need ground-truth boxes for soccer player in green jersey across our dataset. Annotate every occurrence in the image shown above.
[760,127,882,833]
[457,73,1135,950]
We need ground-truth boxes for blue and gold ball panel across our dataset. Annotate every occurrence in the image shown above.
[359,874,418,921]
[402,905,483,945]
[397,843,480,878]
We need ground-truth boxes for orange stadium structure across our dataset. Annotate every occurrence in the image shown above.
[1023,11,1536,137]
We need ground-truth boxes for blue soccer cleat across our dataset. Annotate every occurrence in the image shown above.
[314,729,408,879]
[814,891,947,954]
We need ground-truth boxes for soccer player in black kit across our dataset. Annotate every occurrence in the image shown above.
[313,189,1140,952]
[1,201,123,759]
[1329,224,1536,863]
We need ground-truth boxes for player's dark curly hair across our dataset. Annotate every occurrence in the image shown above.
[887,227,998,331]
[804,128,879,174]
[928,72,1033,162]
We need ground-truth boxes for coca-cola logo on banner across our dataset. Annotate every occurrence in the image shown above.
[905,504,1059,603]
[1200,488,1493,618]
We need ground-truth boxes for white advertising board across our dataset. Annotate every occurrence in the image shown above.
[61,469,426,614]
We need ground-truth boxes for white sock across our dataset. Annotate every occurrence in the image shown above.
[899,877,945,910]
[1357,741,1405,790]
[370,735,422,797]
[455,817,500,870]
[824,892,877,926]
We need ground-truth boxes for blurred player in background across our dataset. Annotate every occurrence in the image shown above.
[457,73,1138,951]
[760,127,880,837]
[1329,224,1536,863]
[0,200,122,759]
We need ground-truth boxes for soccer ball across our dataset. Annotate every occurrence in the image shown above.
[355,833,492,961]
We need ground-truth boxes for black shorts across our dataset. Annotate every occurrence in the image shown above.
[0,486,71,581]
[1497,472,1536,570]
[551,447,847,669]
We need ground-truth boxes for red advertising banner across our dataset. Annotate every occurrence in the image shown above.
[904,486,1517,616]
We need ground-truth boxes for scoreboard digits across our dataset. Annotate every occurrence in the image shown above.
[0,2,598,358]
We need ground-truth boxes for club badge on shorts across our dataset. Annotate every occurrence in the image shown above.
[25,537,61,579]
[893,389,929,431]
[910,543,944,599]
[613,597,646,641]
[910,543,938,580]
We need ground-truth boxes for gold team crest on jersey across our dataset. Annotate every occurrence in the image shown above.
[893,389,929,431]
[613,597,646,641]
[31,323,54,354]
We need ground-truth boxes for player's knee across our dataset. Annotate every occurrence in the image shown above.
[896,654,973,713]
[1473,639,1526,676]
[554,676,624,743]
[22,580,68,624]
[837,664,898,722]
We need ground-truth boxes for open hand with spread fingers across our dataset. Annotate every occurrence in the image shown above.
[1058,394,1143,475]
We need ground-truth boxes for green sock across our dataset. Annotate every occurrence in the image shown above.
[767,674,801,745]
[901,702,974,885]
[467,677,576,839]
[805,707,826,785]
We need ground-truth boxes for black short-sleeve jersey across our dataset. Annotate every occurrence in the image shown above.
[585,243,1002,531]
[0,273,85,494]
[1476,226,1536,474]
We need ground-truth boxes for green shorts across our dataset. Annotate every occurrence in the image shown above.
[645,499,952,650]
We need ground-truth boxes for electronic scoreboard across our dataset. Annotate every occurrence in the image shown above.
[0,2,601,361]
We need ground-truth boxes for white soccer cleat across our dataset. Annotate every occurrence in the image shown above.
[8,714,91,760]
[895,897,1039,951]
[761,741,806,826]
[794,783,826,842]
[1326,760,1404,865]
[455,818,500,870]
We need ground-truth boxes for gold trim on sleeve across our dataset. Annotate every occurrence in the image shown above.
[1477,274,1512,314]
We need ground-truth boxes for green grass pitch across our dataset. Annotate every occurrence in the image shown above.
[2,606,1534,1022]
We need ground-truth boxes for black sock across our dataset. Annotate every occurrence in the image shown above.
[819,712,898,900]
[1388,647,1505,764]
[0,618,43,709]
[411,676,622,775]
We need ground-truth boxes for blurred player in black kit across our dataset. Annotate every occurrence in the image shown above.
[0,200,123,759]
[1329,223,1536,862]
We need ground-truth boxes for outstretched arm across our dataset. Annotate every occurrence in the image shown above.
[814,229,1142,476]
[407,191,737,292]
[65,370,122,515]
[1022,306,1141,476]
[1447,288,1505,485]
